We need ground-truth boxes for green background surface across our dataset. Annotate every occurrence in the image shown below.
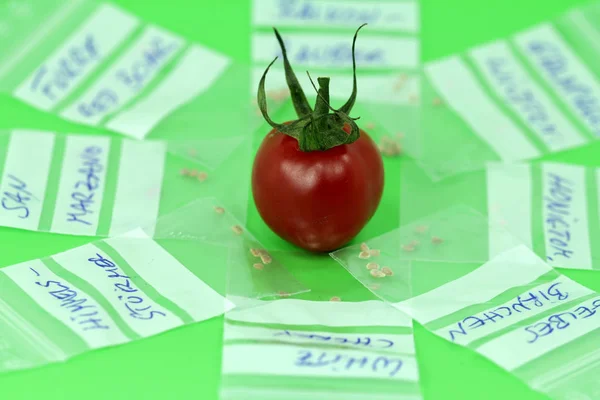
[1,0,600,399]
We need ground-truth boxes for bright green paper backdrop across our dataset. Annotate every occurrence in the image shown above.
[1,0,600,399]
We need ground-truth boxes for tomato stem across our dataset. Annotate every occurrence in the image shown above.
[256,24,367,152]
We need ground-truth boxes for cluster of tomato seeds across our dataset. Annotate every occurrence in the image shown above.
[401,225,444,251]
[250,248,273,271]
[180,168,208,182]
[360,243,393,279]
[378,135,402,158]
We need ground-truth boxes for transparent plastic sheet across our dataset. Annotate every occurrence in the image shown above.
[0,0,263,140]
[0,196,307,375]
[331,242,600,400]
[400,158,600,270]
[219,259,422,400]
[0,129,253,237]
[369,1,600,181]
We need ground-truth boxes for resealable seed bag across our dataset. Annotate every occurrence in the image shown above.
[0,129,252,237]
[368,1,600,181]
[0,0,262,140]
[401,159,600,270]
[0,196,307,375]
[220,297,421,400]
[332,216,600,400]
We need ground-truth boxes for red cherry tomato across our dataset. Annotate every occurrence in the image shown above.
[252,125,384,252]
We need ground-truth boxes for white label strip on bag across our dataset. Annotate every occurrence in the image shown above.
[51,243,184,337]
[13,4,140,111]
[104,229,234,321]
[61,25,185,125]
[393,246,552,324]
[514,23,600,137]
[50,135,111,236]
[0,130,55,231]
[425,57,541,163]
[105,45,230,139]
[486,163,533,257]
[227,298,413,328]
[1,259,129,349]
[252,0,420,33]
[252,32,419,69]
[469,40,587,151]
[108,139,166,237]
[224,323,415,355]
[435,275,594,346]
[478,295,600,371]
[542,163,592,269]
[222,343,419,381]
[252,66,418,105]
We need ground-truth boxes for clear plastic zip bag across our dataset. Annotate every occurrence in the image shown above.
[331,209,600,400]
[0,129,252,236]
[400,158,600,270]
[368,1,600,181]
[0,0,263,140]
[220,297,421,400]
[0,196,307,375]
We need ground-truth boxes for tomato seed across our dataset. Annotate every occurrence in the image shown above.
[432,236,444,244]
[368,283,381,290]
[214,206,225,214]
[253,263,264,270]
[359,251,371,259]
[180,168,189,176]
[402,244,415,252]
[432,97,444,106]
[278,291,291,298]
[330,296,341,302]
[366,262,379,270]
[381,266,394,276]
[414,225,429,234]
[231,225,243,235]
[197,172,208,182]
[369,249,380,256]
[409,240,420,247]
[260,253,272,264]
[370,269,386,278]
[188,169,198,177]
[360,242,370,252]
[409,94,419,103]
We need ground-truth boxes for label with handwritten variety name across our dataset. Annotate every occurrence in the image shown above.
[435,276,594,345]
[52,243,183,337]
[61,25,185,125]
[222,343,419,381]
[542,163,591,269]
[252,32,419,69]
[426,56,541,163]
[469,40,587,152]
[1,259,129,349]
[514,23,600,137]
[13,4,139,111]
[0,130,55,231]
[104,45,230,139]
[225,323,415,354]
[50,135,111,236]
[478,295,600,370]
[252,0,419,32]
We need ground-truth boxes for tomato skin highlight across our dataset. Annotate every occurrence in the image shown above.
[252,126,384,252]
